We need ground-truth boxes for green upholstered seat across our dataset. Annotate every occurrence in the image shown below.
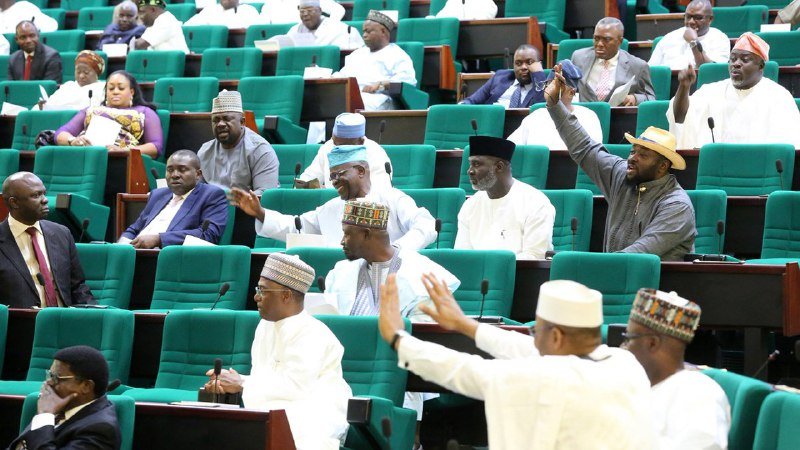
[419,249,516,317]
[504,0,565,28]
[76,243,136,309]
[0,55,9,81]
[0,148,20,184]
[10,109,77,151]
[556,38,629,61]
[60,51,108,82]
[427,0,446,14]
[424,104,505,150]
[753,391,800,450]
[276,45,341,76]
[0,308,134,396]
[402,188,465,249]
[397,17,460,55]
[458,143,548,195]
[0,81,57,110]
[40,30,85,53]
[243,23,294,47]
[756,31,800,66]
[686,190,727,255]
[703,368,773,450]
[41,8,66,28]
[61,0,105,9]
[696,143,794,196]
[165,3,196,22]
[542,189,593,252]
[635,100,670,135]
[649,65,672,101]
[575,144,630,195]
[272,144,320,188]
[316,316,416,450]
[149,245,251,310]
[125,50,186,83]
[697,61,779,89]
[200,48,263,80]
[183,25,229,53]
[352,0,410,20]
[759,191,800,259]
[384,144,436,188]
[153,77,219,113]
[285,247,346,292]
[219,202,236,246]
[393,41,429,109]
[550,251,661,324]
[124,310,261,403]
[76,6,116,31]
[0,305,6,375]
[20,393,136,450]
[254,189,338,248]
[34,146,110,242]
[712,5,768,38]
[238,76,307,144]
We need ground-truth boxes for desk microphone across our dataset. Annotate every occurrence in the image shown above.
[234,6,237,13]
[213,358,222,403]
[142,58,148,80]
[310,55,317,67]
[150,167,160,181]
[478,279,489,320]
[460,82,467,102]
[570,217,578,251]
[107,379,121,391]
[88,89,93,101]
[317,276,326,293]
[381,417,392,450]
[716,220,725,258]
[4,86,8,102]
[225,57,231,79]
[434,218,442,249]
[89,12,94,21]
[188,31,194,50]
[776,159,784,191]
[471,119,478,136]
[78,218,90,243]
[752,350,780,379]
[503,47,510,70]
[294,216,302,233]
[385,161,393,187]
[382,0,387,8]
[707,117,715,143]
[261,30,266,39]
[168,85,174,111]
[210,282,230,310]
[378,120,386,145]
[294,162,302,189]
[22,124,27,137]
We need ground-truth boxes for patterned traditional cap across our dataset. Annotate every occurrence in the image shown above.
[366,9,395,31]
[333,113,366,138]
[260,253,315,294]
[298,0,320,7]
[137,0,166,8]
[211,90,243,114]
[630,288,702,343]
[75,50,105,76]
[328,145,367,168]
[469,135,515,162]
[733,32,770,62]
[342,200,389,230]
[545,59,582,91]
[536,279,603,328]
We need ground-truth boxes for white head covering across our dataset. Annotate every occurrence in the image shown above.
[211,90,243,114]
[536,280,603,328]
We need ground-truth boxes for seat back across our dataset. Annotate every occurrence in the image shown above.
[761,191,800,259]
[419,249,516,317]
[712,5,768,38]
[649,65,672,101]
[316,315,410,406]
[276,45,341,76]
[395,41,424,88]
[200,48,263,79]
[153,77,220,113]
[574,144,630,195]
[402,188,465,249]
[504,0,566,30]
[243,23,295,47]
[0,148,20,185]
[76,6,116,31]
[556,38,629,61]
[428,0,447,14]
[238,76,304,124]
[125,50,186,82]
[696,143,795,196]
[41,8,66,28]
[397,17,460,55]
[76,243,136,309]
[10,109,78,151]
[27,308,135,384]
[459,144,549,195]
[542,189,593,252]
[571,101,612,143]
[150,245,251,310]
[40,30,85,53]
[686,190,727,254]
[183,25,229,53]
[384,144,436,188]
[60,51,108,82]
[254,189,338,248]
[272,144,321,187]
[753,391,800,450]
[285,247,346,292]
[0,54,9,81]
[697,61,779,88]
[34,146,107,203]
[61,0,106,9]
[550,251,661,324]
[703,368,773,450]
[756,31,800,65]
[424,104,505,150]
[0,80,58,110]
[635,100,670,135]
[352,0,410,20]
[165,3,196,22]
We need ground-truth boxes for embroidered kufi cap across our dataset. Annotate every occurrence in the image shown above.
[260,253,315,294]
[629,288,702,343]
[342,200,389,230]
[211,90,243,114]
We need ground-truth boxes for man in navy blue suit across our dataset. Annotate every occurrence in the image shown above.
[119,150,228,248]
[461,44,548,108]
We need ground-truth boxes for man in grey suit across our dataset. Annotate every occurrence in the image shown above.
[571,17,654,106]
[8,20,62,83]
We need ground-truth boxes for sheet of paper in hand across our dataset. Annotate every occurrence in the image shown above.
[608,75,636,107]
[84,114,122,146]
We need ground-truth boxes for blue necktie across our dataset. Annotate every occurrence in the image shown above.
[509,84,523,108]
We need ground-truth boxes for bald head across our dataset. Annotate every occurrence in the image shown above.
[2,172,50,225]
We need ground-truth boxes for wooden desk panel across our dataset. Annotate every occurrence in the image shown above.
[636,13,685,41]
[458,18,543,59]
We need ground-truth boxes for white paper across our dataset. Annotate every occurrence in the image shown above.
[83,114,122,146]
[306,121,326,144]
[760,24,791,32]
[102,43,128,57]
[254,39,280,51]
[183,235,216,246]
[608,75,636,107]
[195,0,216,8]
[286,233,326,249]
[1,102,27,116]
[38,85,49,101]
[303,66,333,79]
[288,32,315,47]
[304,292,340,315]
[156,178,168,189]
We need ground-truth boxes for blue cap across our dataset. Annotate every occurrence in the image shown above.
[546,59,583,92]
[328,145,368,168]
[332,113,366,139]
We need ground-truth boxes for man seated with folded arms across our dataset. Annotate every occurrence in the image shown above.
[259,0,344,24]
[10,346,121,450]
[623,288,731,450]
[198,90,279,194]
[134,0,190,53]
[648,0,729,70]
[184,0,260,28]
[461,44,547,109]
[285,0,362,49]
[230,145,436,250]
[378,274,655,449]
[668,32,800,149]
[454,135,555,259]
[547,64,696,261]
[204,254,352,450]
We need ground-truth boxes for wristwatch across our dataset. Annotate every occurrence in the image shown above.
[689,40,703,53]
[391,329,411,351]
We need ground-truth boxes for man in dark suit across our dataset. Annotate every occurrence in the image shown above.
[0,172,94,309]
[462,44,548,108]
[7,20,62,83]
[571,17,655,106]
[9,345,121,450]
[119,150,229,248]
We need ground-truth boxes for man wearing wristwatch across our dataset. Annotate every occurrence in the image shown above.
[648,0,729,70]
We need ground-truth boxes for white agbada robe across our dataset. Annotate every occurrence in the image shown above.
[257,0,345,24]
[0,34,9,55]
[140,11,190,54]
[667,77,800,149]
[0,1,58,33]
[648,27,730,70]
[651,369,731,450]
[184,3,261,29]
[334,44,417,111]
[434,0,497,19]
[256,188,437,250]
[242,311,352,450]
[39,80,104,111]
[297,137,393,191]
[286,17,363,50]
[455,179,555,260]
[397,323,655,450]
[507,105,603,149]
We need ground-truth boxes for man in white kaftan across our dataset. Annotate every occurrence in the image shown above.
[434,0,496,20]
[285,0,362,49]
[0,0,57,33]
[257,0,344,24]
[185,0,261,28]
[135,0,190,54]
[648,0,730,70]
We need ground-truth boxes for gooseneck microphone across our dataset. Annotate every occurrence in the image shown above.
[434,218,442,249]
[478,279,489,320]
[381,417,392,450]
[142,58,148,80]
[752,350,780,379]
[460,82,467,102]
[317,276,326,293]
[168,85,174,111]
[213,358,223,403]
[570,217,578,251]
[210,282,231,311]
[470,119,478,136]
[78,218,90,243]
[294,162,302,189]
[776,159,784,191]
[294,216,302,233]
[385,161,393,187]
[716,220,725,258]
[707,117,715,143]
[378,120,386,145]
[150,167,160,180]
[503,47,510,70]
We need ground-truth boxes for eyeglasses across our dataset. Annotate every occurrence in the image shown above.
[620,331,658,344]
[46,369,77,385]
[329,167,353,182]
[254,286,287,297]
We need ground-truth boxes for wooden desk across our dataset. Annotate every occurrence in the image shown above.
[457,18,544,59]
[565,0,619,34]
[456,73,492,102]
[636,13,685,41]
[422,45,456,90]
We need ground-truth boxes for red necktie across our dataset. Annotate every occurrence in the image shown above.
[23,54,32,80]
[26,227,58,307]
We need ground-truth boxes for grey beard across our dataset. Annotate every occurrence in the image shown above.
[471,171,498,191]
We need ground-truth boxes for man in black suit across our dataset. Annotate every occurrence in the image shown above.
[461,44,548,108]
[0,172,94,308]
[8,345,121,450]
[7,20,62,83]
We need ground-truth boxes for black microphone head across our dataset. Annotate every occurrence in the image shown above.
[379,119,386,133]
[470,119,478,133]
[384,161,391,175]
[716,220,724,236]
[168,85,174,95]
[22,125,27,135]
[189,31,193,40]
[88,89,92,99]
[213,358,222,376]
[294,216,302,231]
[107,379,121,391]
[435,218,442,233]
[316,276,326,292]
[480,279,489,295]
[776,159,784,173]
[570,217,578,232]
[81,218,90,230]
[261,30,266,38]
[219,282,230,296]
[201,219,210,232]
[707,117,715,129]
[4,86,8,95]
[89,13,94,20]
[294,162,302,176]
[143,58,148,68]
[36,273,44,285]
[381,417,391,438]
[150,167,159,179]
[225,56,231,66]
[311,55,316,65]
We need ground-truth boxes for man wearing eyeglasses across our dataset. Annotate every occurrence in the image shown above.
[621,288,730,449]
[10,345,120,450]
[648,0,729,70]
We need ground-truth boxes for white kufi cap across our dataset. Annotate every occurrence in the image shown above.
[536,280,603,328]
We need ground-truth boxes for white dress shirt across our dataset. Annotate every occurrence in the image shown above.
[648,27,730,70]
[137,188,194,237]
[586,51,620,95]
[8,215,59,307]
[31,399,97,430]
